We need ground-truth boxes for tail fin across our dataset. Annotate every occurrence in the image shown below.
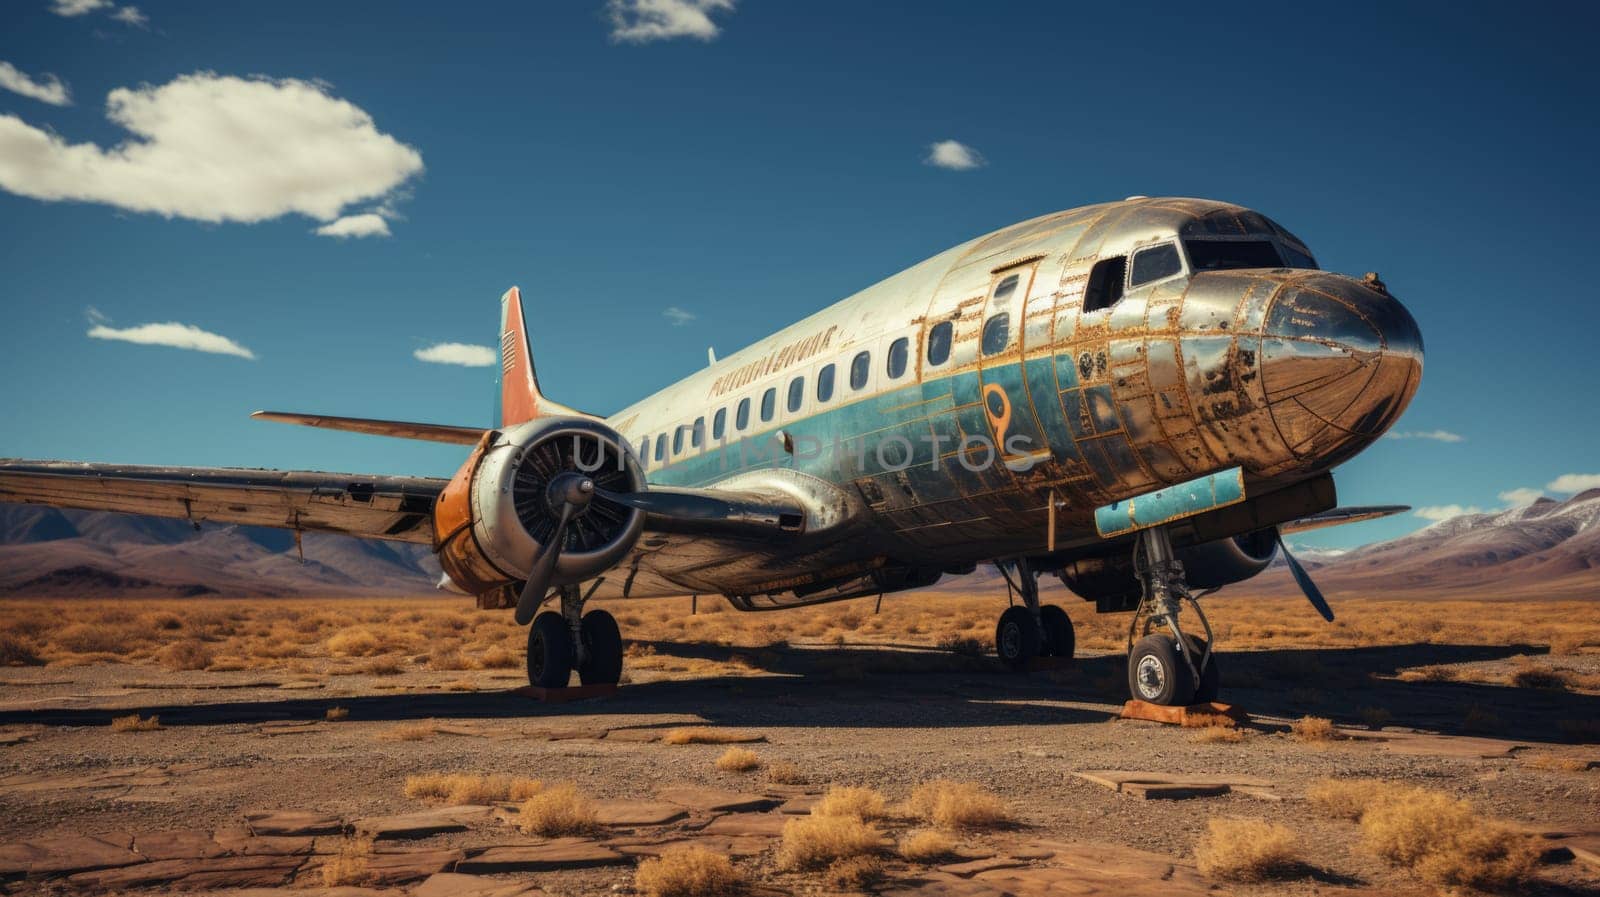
[497,286,580,426]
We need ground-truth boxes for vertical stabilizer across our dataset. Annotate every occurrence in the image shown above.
[497,286,577,426]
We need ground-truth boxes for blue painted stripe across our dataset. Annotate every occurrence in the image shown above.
[1093,466,1246,538]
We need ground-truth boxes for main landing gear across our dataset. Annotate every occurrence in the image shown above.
[1125,526,1219,706]
[993,558,1075,669]
[526,582,625,689]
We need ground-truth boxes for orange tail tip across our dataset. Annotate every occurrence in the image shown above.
[498,286,580,426]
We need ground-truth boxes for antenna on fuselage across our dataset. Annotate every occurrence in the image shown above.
[707,347,717,366]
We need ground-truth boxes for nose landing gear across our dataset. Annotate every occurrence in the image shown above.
[994,558,1076,668]
[524,582,626,689]
[1125,526,1219,706]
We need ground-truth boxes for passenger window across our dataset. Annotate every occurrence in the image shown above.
[712,409,726,441]
[787,376,804,412]
[691,417,704,448]
[654,434,665,462]
[1130,243,1181,287]
[672,426,685,455]
[992,273,1019,302]
[886,337,909,379]
[926,320,952,366]
[736,397,750,430]
[760,387,776,422]
[850,351,870,390]
[981,312,1010,356]
[1084,256,1127,312]
[817,363,835,402]
[638,437,649,463]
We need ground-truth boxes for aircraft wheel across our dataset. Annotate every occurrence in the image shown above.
[1186,635,1220,703]
[527,611,573,689]
[1127,633,1195,706]
[995,605,1042,670]
[578,609,624,685]
[1039,604,1075,659]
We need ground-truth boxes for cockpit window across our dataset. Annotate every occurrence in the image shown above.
[1084,256,1126,312]
[1280,243,1318,269]
[1130,243,1182,287]
[1184,240,1283,271]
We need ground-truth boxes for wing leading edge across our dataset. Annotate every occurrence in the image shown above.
[0,460,446,544]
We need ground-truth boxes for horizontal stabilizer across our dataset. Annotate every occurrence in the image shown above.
[1279,505,1409,535]
[252,411,486,445]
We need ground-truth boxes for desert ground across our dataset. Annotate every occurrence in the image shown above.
[1,587,1598,897]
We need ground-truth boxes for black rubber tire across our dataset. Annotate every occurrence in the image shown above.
[578,609,624,685]
[1127,633,1196,706]
[1186,635,1221,703]
[1039,605,1075,659]
[995,605,1042,670]
[527,611,573,689]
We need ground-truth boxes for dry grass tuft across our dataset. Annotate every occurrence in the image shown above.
[715,747,761,772]
[361,656,406,676]
[1510,667,1570,690]
[662,727,761,745]
[324,706,349,721]
[1549,633,1587,655]
[325,627,385,657]
[906,780,1011,830]
[320,836,373,887]
[516,782,599,836]
[1181,711,1237,729]
[1195,817,1302,882]
[426,650,472,671]
[1360,789,1539,891]
[814,785,888,821]
[898,830,956,862]
[156,639,213,671]
[1306,778,1396,821]
[776,815,882,871]
[766,760,807,785]
[110,713,160,732]
[822,855,884,890]
[1289,716,1337,742]
[0,634,44,667]
[381,720,439,742]
[1192,725,1245,744]
[404,773,542,804]
[478,645,519,669]
[634,844,746,897]
[1523,753,1594,773]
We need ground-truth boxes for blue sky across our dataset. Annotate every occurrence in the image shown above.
[1,1,1596,550]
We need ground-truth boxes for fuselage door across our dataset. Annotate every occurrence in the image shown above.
[977,261,1050,473]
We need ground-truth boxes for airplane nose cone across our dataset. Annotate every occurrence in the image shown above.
[1260,274,1423,462]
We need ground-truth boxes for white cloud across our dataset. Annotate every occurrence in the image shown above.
[88,321,256,359]
[1547,473,1600,494]
[0,72,423,229]
[607,0,734,43]
[925,139,986,171]
[1385,429,1465,443]
[1497,487,1544,506]
[110,5,147,26]
[50,0,112,16]
[414,343,497,367]
[0,61,70,106]
[315,213,390,239]
[1413,504,1482,522]
[662,306,695,326]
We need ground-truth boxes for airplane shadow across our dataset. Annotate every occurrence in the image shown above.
[1,641,1594,744]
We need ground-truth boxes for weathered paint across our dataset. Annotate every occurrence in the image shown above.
[1093,466,1247,538]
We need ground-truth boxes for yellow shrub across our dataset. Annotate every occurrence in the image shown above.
[898,830,955,862]
[110,713,160,732]
[662,727,761,745]
[1360,790,1538,890]
[320,836,372,887]
[1195,818,1301,882]
[404,773,542,804]
[776,815,881,871]
[633,845,745,897]
[157,639,213,671]
[814,785,887,820]
[326,627,385,657]
[517,783,598,836]
[715,747,760,772]
[906,780,1010,829]
[1289,716,1337,742]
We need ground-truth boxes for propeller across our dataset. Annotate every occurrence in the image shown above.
[1276,533,1334,622]
[513,472,594,625]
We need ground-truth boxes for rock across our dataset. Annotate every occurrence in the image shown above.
[592,799,688,827]
[244,809,345,836]
[608,834,771,858]
[66,854,303,890]
[355,806,492,840]
[701,813,788,837]
[776,795,820,814]
[455,839,626,873]
[655,786,778,813]
[413,872,548,897]
[879,871,1011,896]
[0,832,142,876]
[1071,770,1279,800]
[212,826,317,856]
[360,848,466,884]
[602,728,661,743]
[938,856,1029,877]
[132,830,228,860]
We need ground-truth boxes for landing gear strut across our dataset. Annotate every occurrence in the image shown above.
[1125,527,1219,706]
[525,582,625,688]
[994,558,1075,669]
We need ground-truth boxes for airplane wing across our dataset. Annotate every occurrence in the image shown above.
[0,460,445,544]
[251,411,487,445]
[1278,504,1409,535]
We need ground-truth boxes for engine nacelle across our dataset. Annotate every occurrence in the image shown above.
[1058,527,1279,612]
[433,417,645,600]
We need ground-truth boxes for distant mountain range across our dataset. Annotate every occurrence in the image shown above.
[1,489,1596,599]
[0,505,440,597]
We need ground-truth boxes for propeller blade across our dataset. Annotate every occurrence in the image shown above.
[1277,534,1334,622]
[514,503,572,625]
